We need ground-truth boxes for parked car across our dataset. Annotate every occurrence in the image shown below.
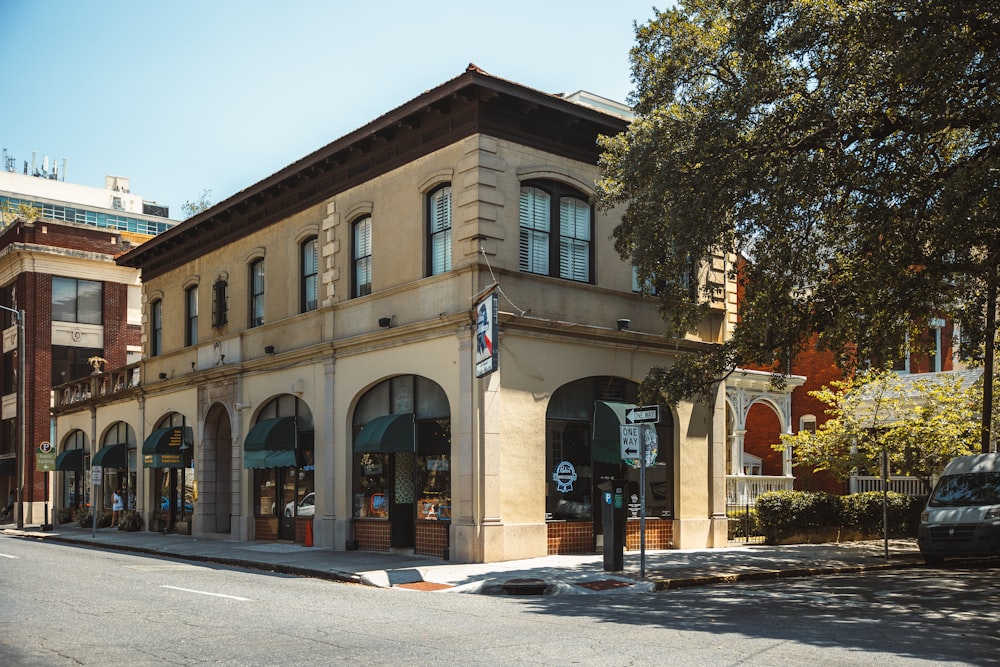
[161,496,194,513]
[284,492,314,517]
[918,453,1000,565]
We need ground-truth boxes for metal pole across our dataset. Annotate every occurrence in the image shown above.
[16,309,24,529]
[639,437,647,579]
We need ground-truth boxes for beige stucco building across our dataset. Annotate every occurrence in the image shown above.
[52,67,734,563]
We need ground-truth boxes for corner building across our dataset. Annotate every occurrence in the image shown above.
[53,67,733,562]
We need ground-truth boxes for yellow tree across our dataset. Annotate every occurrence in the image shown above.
[780,369,985,493]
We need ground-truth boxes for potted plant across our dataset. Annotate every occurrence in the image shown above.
[117,510,144,532]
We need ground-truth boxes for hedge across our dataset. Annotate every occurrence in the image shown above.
[754,490,927,544]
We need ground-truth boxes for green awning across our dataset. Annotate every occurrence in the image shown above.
[56,448,85,471]
[592,401,635,464]
[354,413,415,453]
[92,443,127,469]
[143,426,192,469]
[244,417,297,469]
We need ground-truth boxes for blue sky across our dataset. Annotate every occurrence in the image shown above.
[1,1,663,217]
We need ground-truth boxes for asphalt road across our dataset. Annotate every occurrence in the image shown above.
[0,535,996,666]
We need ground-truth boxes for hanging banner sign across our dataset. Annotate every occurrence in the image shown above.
[474,291,498,378]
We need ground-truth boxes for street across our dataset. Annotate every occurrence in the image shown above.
[0,535,996,666]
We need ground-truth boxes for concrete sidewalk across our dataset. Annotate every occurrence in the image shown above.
[0,521,924,595]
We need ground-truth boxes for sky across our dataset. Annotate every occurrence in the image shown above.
[0,1,664,218]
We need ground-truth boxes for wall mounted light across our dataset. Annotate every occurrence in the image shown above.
[264,345,276,355]
[158,372,168,380]
[617,318,631,331]
[378,317,393,328]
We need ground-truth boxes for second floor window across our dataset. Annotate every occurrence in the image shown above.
[150,299,162,357]
[213,278,228,328]
[353,216,372,298]
[185,286,198,346]
[249,259,264,328]
[428,185,452,276]
[52,277,103,325]
[519,182,593,283]
[301,237,318,313]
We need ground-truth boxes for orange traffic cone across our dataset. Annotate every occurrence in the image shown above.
[304,518,313,547]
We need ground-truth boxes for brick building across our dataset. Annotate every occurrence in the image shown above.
[0,166,175,526]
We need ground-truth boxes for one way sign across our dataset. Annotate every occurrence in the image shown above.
[620,425,641,459]
[625,405,659,424]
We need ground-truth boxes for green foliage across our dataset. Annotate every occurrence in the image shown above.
[75,507,91,527]
[595,0,999,430]
[755,490,925,543]
[117,510,144,532]
[779,368,982,488]
[181,188,213,219]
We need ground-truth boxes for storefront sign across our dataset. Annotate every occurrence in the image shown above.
[474,291,498,378]
[552,460,578,493]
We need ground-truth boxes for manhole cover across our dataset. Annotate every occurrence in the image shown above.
[500,578,548,595]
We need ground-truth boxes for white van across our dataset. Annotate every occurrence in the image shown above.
[918,453,1000,565]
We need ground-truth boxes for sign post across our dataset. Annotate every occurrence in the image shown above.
[91,465,102,537]
[36,441,55,530]
[624,405,660,578]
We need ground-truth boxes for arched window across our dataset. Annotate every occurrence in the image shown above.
[427,185,452,276]
[150,299,162,357]
[301,236,318,312]
[249,258,264,328]
[352,216,372,298]
[519,181,593,283]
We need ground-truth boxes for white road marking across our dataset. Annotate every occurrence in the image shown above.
[0,553,17,559]
[160,585,252,601]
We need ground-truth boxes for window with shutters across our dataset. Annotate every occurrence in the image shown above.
[301,236,318,312]
[427,185,452,276]
[519,182,592,283]
[185,285,198,346]
[150,299,162,357]
[352,216,372,298]
[249,258,264,328]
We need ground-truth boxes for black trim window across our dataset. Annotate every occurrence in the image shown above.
[185,286,198,346]
[519,182,592,283]
[249,259,264,328]
[52,276,103,324]
[212,278,228,328]
[150,299,162,357]
[427,185,452,276]
[301,236,318,313]
[352,216,372,298]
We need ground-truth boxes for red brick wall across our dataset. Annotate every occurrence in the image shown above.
[255,517,278,541]
[354,519,391,552]
[625,518,672,550]
[547,521,593,554]
[742,403,784,476]
[415,521,449,558]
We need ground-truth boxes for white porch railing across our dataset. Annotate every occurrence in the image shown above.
[726,475,794,507]
[849,476,927,497]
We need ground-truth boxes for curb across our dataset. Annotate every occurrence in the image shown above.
[9,530,366,587]
[651,558,924,591]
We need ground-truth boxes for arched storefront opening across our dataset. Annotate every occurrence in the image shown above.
[545,376,674,554]
[143,413,193,532]
[57,429,89,515]
[95,422,136,515]
[245,395,314,542]
[203,403,233,534]
[352,375,450,557]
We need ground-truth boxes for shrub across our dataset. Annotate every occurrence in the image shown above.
[76,507,92,527]
[755,490,928,543]
[117,510,144,532]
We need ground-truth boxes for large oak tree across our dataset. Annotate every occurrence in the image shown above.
[597,0,999,450]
